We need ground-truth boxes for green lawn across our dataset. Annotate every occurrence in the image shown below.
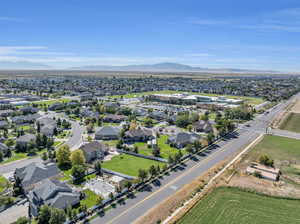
[53,141,63,147]
[0,152,28,165]
[0,149,47,165]
[19,125,34,131]
[136,135,185,159]
[102,154,164,177]
[0,176,8,193]
[33,98,71,106]
[179,187,300,224]
[280,112,300,133]
[81,189,99,208]
[109,90,263,105]
[248,135,300,178]
[102,140,118,147]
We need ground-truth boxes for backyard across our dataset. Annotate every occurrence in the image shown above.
[102,154,164,177]
[179,187,300,224]
[135,135,185,159]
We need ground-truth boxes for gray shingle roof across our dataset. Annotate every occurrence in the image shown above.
[15,162,59,188]
[96,126,120,137]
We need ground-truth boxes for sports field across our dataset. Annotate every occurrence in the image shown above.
[280,112,300,133]
[179,187,300,224]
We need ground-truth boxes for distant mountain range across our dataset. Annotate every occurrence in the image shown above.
[0,61,279,73]
[0,61,51,70]
[69,62,278,73]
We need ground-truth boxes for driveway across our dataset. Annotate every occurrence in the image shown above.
[0,202,28,224]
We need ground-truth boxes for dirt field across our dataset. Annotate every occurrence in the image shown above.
[291,100,300,113]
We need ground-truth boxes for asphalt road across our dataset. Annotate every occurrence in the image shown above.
[91,94,300,224]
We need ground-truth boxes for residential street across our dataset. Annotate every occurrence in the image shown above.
[90,94,299,224]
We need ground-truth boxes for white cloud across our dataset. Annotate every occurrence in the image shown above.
[0,46,47,55]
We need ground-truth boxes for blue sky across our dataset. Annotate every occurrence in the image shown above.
[1,0,300,71]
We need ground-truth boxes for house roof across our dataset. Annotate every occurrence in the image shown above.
[168,132,200,146]
[193,120,214,132]
[96,126,120,136]
[15,162,60,188]
[0,142,8,152]
[16,134,36,143]
[80,141,109,154]
[28,179,80,210]
[125,127,153,138]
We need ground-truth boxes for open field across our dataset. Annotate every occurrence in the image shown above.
[135,135,186,159]
[102,154,164,177]
[279,112,300,133]
[291,100,300,113]
[110,90,263,105]
[179,187,300,224]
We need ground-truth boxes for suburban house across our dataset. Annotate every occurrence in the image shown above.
[28,179,80,217]
[103,114,126,123]
[14,162,60,192]
[246,162,280,181]
[48,103,64,111]
[37,117,57,137]
[0,120,9,129]
[168,132,200,149]
[79,141,109,163]
[20,106,39,114]
[148,111,168,121]
[11,114,41,125]
[16,134,37,147]
[124,127,154,143]
[95,126,121,140]
[193,120,214,133]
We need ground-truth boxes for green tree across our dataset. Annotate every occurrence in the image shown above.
[138,169,148,182]
[49,207,66,224]
[149,165,157,177]
[56,145,71,169]
[38,205,52,224]
[94,161,102,175]
[71,165,86,180]
[70,149,86,166]
[41,151,48,161]
[15,217,29,224]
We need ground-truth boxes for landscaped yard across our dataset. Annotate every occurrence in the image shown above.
[179,187,300,224]
[81,189,99,208]
[135,135,185,159]
[247,135,300,178]
[102,154,164,177]
[280,112,300,133]
[0,152,28,165]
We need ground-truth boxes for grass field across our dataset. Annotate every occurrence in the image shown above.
[33,98,71,106]
[102,154,164,177]
[248,135,300,178]
[109,90,263,105]
[280,112,300,133]
[0,176,8,192]
[136,135,185,159]
[179,187,300,224]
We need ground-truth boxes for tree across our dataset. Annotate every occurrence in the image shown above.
[258,154,274,167]
[41,151,48,161]
[49,207,66,224]
[138,169,148,182]
[15,217,29,224]
[193,140,202,151]
[71,165,86,180]
[70,149,86,166]
[168,155,174,165]
[133,145,138,153]
[124,181,132,189]
[56,145,71,169]
[94,161,102,175]
[0,151,3,162]
[186,144,194,154]
[144,117,154,128]
[149,165,157,177]
[152,146,160,157]
[175,114,190,128]
[97,195,104,205]
[187,124,193,132]
[38,205,52,224]
[109,192,114,200]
